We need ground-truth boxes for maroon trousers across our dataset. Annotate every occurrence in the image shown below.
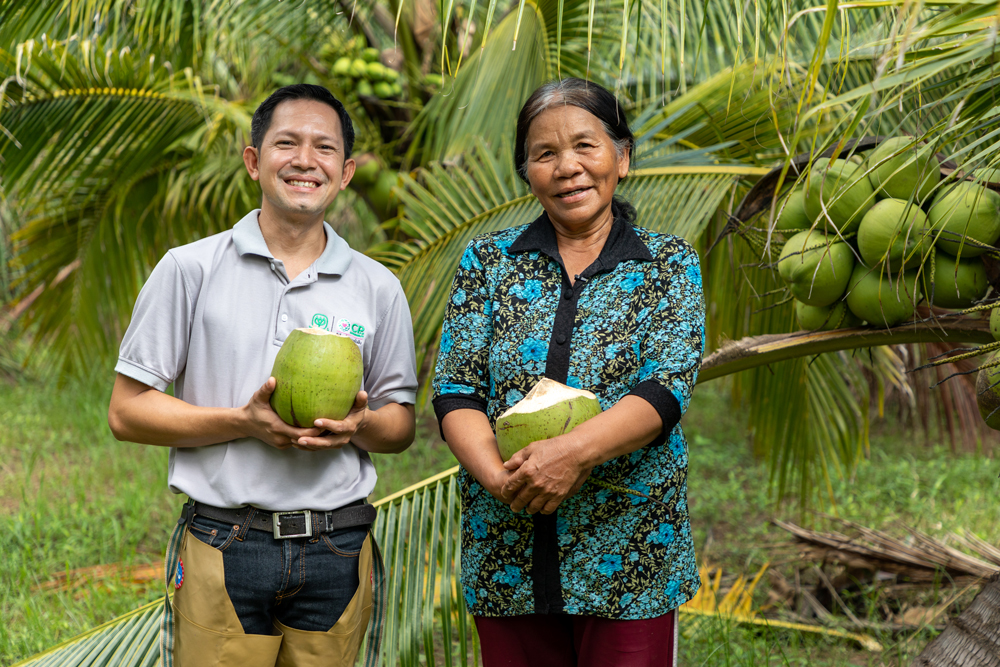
[475,610,678,667]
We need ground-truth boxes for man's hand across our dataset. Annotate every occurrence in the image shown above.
[241,377,324,449]
[296,391,370,451]
[500,435,592,515]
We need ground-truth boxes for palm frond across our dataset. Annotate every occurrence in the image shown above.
[372,137,751,381]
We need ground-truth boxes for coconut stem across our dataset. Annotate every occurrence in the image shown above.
[587,477,670,509]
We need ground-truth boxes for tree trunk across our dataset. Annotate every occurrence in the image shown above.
[912,573,1000,666]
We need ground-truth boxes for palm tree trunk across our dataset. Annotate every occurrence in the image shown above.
[912,573,1000,666]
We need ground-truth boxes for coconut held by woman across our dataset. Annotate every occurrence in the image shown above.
[432,78,705,666]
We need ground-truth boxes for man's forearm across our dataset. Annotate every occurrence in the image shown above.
[108,374,248,447]
[353,403,416,454]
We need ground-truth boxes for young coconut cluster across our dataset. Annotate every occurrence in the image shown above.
[331,47,403,100]
[773,137,1000,331]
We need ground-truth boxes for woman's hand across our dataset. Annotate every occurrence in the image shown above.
[500,435,592,514]
[481,465,517,504]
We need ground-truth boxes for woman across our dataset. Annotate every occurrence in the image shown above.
[432,78,705,666]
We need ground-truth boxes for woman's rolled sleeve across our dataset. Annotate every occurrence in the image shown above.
[627,243,705,441]
[432,242,494,426]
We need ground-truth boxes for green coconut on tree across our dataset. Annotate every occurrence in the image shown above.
[926,253,990,309]
[927,181,1000,257]
[794,299,861,331]
[856,198,933,271]
[845,266,922,328]
[774,188,812,232]
[865,136,941,203]
[804,159,876,234]
[777,230,855,306]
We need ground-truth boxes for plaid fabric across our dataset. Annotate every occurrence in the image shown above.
[158,513,186,667]
[362,532,387,667]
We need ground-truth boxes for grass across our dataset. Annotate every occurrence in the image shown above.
[0,370,997,666]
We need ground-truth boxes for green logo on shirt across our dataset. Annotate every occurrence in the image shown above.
[311,313,330,330]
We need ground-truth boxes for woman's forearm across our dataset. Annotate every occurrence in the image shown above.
[568,395,664,468]
[440,409,510,497]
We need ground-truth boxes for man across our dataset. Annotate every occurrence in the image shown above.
[108,84,417,666]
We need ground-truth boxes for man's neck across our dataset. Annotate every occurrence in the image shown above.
[256,205,328,282]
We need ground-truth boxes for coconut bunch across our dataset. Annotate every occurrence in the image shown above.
[332,47,403,100]
[772,137,1000,332]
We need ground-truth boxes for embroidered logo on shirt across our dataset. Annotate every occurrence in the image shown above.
[336,318,366,347]
[311,313,330,330]
[175,559,184,589]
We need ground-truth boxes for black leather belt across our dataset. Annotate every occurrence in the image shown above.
[189,499,377,539]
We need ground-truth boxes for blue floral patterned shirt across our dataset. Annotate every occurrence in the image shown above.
[432,211,705,619]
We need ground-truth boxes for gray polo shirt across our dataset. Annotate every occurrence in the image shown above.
[115,210,418,511]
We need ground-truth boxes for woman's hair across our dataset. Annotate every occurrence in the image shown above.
[513,78,636,221]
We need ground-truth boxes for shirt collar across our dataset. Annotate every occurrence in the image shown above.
[232,209,354,276]
[509,210,654,272]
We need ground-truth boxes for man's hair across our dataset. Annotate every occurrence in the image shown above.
[250,84,355,158]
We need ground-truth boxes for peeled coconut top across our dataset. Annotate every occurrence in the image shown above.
[296,326,342,336]
[499,378,597,419]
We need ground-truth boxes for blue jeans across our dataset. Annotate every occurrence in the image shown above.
[187,511,367,635]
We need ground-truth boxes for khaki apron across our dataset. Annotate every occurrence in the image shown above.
[159,507,387,667]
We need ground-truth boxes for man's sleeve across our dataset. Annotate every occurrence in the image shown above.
[626,241,706,442]
[114,252,194,392]
[364,287,418,410]
[431,241,493,423]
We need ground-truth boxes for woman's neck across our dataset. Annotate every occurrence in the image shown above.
[551,205,616,283]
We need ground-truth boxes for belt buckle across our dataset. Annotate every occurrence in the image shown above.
[272,510,312,539]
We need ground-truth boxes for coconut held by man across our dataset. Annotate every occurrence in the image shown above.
[270,327,365,426]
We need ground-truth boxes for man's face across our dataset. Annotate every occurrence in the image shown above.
[243,98,355,222]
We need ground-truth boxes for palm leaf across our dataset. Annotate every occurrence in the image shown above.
[371,136,758,383]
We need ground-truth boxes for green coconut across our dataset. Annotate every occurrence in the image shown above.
[866,137,940,203]
[804,159,875,234]
[976,354,1000,430]
[973,167,1000,184]
[366,62,387,82]
[355,79,374,97]
[349,58,368,79]
[494,378,602,462]
[332,57,352,76]
[990,307,1000,341]
[774,188,812,232]
[270,327,364,427]
[927,253,989,309]
[927,182,1000,257]
[845,266,922,327]
[857,199,933,270]
[794,299,861,331]
[777,231,855,307]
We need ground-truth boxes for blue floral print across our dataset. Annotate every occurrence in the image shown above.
[433,215,705,620]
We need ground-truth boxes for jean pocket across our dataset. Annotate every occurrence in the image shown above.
[188,514,240,552]
[321,526,367,557]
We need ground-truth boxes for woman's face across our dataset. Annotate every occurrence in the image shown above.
[524,104,630,232]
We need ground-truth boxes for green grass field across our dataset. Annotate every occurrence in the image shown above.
[0,372,996,666]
